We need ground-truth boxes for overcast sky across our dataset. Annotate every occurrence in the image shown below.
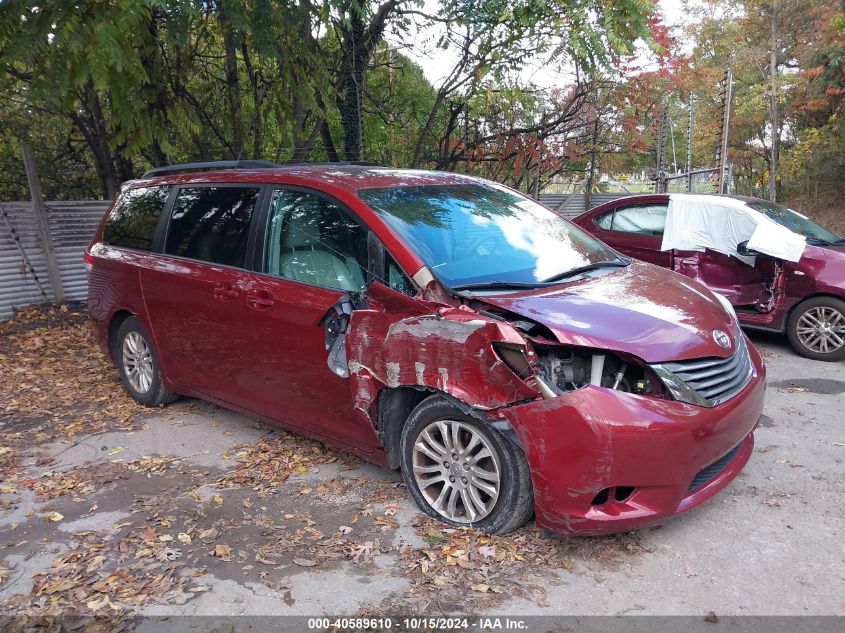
[392,0,693,88]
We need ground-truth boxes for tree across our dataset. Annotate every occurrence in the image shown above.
[0,0,658,198]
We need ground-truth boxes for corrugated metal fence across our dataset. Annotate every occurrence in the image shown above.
[0,200,108,321]
[538,192,626,217]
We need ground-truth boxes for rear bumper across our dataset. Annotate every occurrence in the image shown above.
[502,340,766,535]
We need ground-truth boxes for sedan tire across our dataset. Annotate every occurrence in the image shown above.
[399,396,533,534]
[113,316,178,406]
[786,296,845,362]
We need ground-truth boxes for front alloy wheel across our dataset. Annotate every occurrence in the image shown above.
[411,420,501,523]
[400,396,534,534]
[787,297,845,362]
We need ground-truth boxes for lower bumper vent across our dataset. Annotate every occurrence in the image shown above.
[687,441,743,492]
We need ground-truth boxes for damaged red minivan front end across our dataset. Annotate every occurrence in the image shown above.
[350,174,765,535]
[459,264,766,535]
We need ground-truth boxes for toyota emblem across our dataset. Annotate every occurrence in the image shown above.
[712,330,732,349]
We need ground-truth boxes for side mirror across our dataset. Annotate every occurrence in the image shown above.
[737,240,764,257]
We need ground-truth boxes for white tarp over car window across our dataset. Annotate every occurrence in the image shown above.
[661,194,806,263]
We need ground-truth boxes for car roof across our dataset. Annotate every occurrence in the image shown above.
[124,164,482,194]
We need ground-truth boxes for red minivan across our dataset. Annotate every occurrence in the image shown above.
[87,162,766,536]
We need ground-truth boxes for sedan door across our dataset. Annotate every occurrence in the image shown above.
[589,203,672,267]
[238,187,381,449]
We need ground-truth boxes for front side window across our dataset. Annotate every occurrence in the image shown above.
[164,186,259,267]
[103,186,169,250]
[265,189,368,291]
[605,204,668,236]
[387,255,416,296]
[595,211,614,230]
[358,183,621,288]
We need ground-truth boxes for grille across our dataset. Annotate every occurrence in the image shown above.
[688,441,743,492]
[658,333,753,406]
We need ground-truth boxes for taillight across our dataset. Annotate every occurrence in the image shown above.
[83,251,95,273]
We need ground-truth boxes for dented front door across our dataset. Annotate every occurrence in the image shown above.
[239,274,379,449]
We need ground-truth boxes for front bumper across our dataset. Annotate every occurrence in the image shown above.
[502,338,766,535]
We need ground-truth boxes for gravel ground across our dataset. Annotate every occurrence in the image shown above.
[0,308,843,627]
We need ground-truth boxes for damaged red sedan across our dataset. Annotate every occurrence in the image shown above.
[86,162,765,535]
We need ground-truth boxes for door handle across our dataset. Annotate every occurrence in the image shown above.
[213,283,239,302]
[246,290,274,310]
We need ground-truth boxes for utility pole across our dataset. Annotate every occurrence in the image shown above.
[668,108,678,174]
[717,67,734,194]
[769,0,779,202]
[585,119,599,212]
[655,109,666,193]
[686,94,695,192]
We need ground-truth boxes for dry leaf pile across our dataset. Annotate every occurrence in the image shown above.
[215,434,350,493]
[385,516,646,611]
[0,303,146,449]
[2,527,192,621]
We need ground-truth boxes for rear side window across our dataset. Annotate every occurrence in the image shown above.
[164,186,260,268]
[599,204,668,236]
[103,186,169,250]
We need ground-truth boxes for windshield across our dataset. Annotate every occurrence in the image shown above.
[358,183,623,288]
[746,200,842,243]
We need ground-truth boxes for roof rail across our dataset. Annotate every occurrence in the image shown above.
[142,160,280,178]
[280,160,386,167]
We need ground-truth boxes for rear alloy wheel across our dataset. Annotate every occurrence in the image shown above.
[113,316,178,406]
[400,396,533,534]
[787,297,845,362]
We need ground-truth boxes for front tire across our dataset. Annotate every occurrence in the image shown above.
[399,396,533,534]
[113,316,177,406]
[786,297,845,362]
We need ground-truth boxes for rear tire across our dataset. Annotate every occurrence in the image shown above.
[399,396,534,534]
[113,316,178,406]
[786,297,845,362]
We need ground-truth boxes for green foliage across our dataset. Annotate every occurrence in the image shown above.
[0,0,656,198]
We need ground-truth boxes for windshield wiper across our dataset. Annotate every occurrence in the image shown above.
[541,260,629,284]
[451,280,544,291]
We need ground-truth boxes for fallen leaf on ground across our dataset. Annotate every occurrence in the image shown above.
[292,557,317,567]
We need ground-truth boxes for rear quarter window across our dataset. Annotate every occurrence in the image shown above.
[103,186,169,250]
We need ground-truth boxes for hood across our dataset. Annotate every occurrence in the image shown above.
[480,261,737,363]
[819,243,845,258]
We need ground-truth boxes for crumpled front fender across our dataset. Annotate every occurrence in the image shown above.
[343,304,538,421]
